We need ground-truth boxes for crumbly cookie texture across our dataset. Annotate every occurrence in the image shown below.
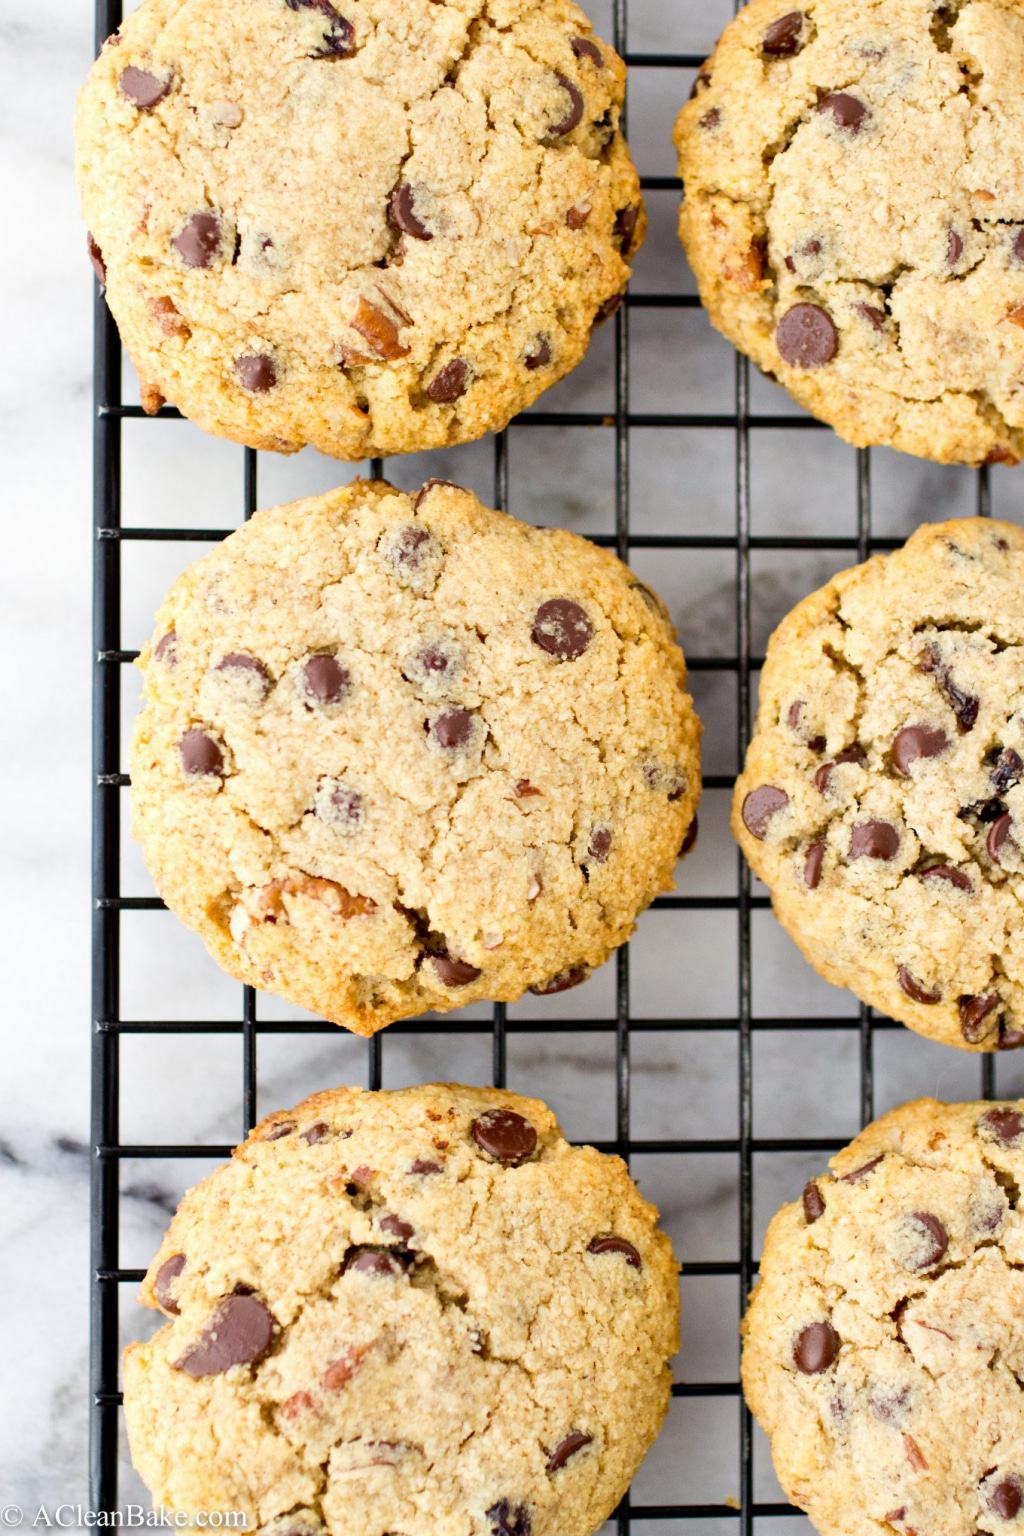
[743,1097,1024,1536]
[75,0,643,457]
[675,0,1024,466]
[124,1082,680,1536]
[733,517,1024,1051]
[130,478,700,1034]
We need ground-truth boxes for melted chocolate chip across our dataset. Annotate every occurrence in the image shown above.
[762,11,805,56]
[587,1235,642,1269]
[427,358,470,404]
[174,1293,275,1376]
[741,784,789,839]
[234,354,277,393]
[793,1321,839,1374]
[843,1154,883,1184]
[413,479,458,511]
[905,1211,948,1269]
[430,709,475,749]
[546,72,584,138]
[119,66,173,110]
[179,728,224,778]
[285,0,355,57]
[804,841,826,889]
[529,967,589,995]
[302,1122,329,1144]
[990,1479,1024,1521]
[429,953,482,987]
[614,205,640,253]
[919,645,979,732]
[546,1431,593,1473]
[979,1107,1024,1145]
[802,1181,825,1223]
[898,967,940,1005]
[532,599,593,660]
[471,1109,537,1166]
[524,335,552,371]
[380,1213,414,1243]
[892,724,948,775]
[593,291,625,324]
[87,233,107,286]
[854,301,886,331]
[389,182,432,240]
[342,1246,412,1277]
[300,654,350,706]
[776,303,838,368]
[919,864,973,893]
[814,745,866,793]
[571,36,603,66]
[817,92,869,131]
[991,748,1023,794]
[588,826,612,863]
[988,811,1014,863]
[486,1502,532,1536]
[172,211,224,269]
[154,1253,186,1314]
[959,993,1000,1043]
[849,820,899,861]
[999,1023,1024,1051]
[262,1121,295,1141]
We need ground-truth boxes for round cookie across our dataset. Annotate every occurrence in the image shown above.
[124,1082,680,1536]
[732,517,1024,1052]
[674,0,1024,465]
[130,477,700,1034]
[75,0,644,456]
[743,1097,1024,1536]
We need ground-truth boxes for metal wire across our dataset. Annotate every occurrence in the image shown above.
[90,1,1001,1523]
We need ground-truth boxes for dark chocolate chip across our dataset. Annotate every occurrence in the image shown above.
[413,479,459,511]
[681,814,699,857]
[593,291,625,324]
[234,354,277,393]
[174,1293,275,1376]
[587,1235,642,1269]
[699,107,721,130]
[471,1109,537,1166]
[430,709,475,749]
[741,784,789,839]
[776,303,838,368]
[385,522,435,569]
[154,1253,186,1314]
[524,335,552,371]
[999,1023,1024,1051]
[342,1246,412,1277]
[817,92,869,131]
[380,1213,414,1243]
[529,967,589,995]
[689,68,712,97]
[87,232,107,286]
[409,1158,443,1174]
[988,811,1014,863]
[119,66,173,110]
[316,781,364,830]
[804,842,826,889]
[959,993,1000,1043]
[892,724,948,775]
[546,1431,593,1473]
[262,1121,295,1141]
[301,1122,329,1144]
[546,72,584,138]
[854,301,886,331]
[905,1211,948,1270]
[793,1321,839,1374]
[762,11,805,56]
[588,826,612,863]
[486,1501,532,1536]
[172,212,224,269]
[430,953,482,987]
[918,645,978,732]
[571,36,603,66]
[897,967,940,1004]
[979,1107,1024,1145]
[285,0,355,58]
[215,652,272,695]
[802,1181,825,1223]
[300,654,350,706]
[1013,230,1024,264]
[843,1154,883,1184]
[991,748,1023,794]
[919,864,973,892]
[154,629,177,664]
[849,820,899,861]
[814,745,866,793]
[947,228,963,266]
[427,358,470,404]
[389,181,432,240]
[179,728,224,778]
[990,1480,1024,1521]
[532,598,593,660]
[614,205,640,253]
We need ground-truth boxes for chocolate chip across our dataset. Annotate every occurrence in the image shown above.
[988,811,1014,863]
[486,1502,532,1536]
[762,11,805,56]
[342,1246,412,1277]
[427,358,470,404]
[587,1235,642,1269]
[817,92,869,131]
[593,291,624,324]
[314,779,364,831]
[172,212,224,269]
[87,232,107,286]
[471,1109,537,1166]
[614,205,640,253]
[804,842,825,889]
[380,1213,414,1243]
[699,106,722,130]
[215,651,272,695]
[430,709,475,749]
[174,1293,275,1376]
[999,1023,1024,1051]
[892,724,948,775]
[571,36,603,66]
[919,864,973,892]
[430,953,482,987]
[776,304,837,368]
[154,1253,186,1314]
[234,354,277,393]
[529,967,589,995]
[532,599,593,660]
[849,820,899,861]
[854,301,886,331]
[1013,230,1024,264]
[300,654,350,706]
[681,814,699,857]
[154,629,177,664]
[992,748,1023,793]
[843,1154,883,1183]
[793,1321,839,1374]
[389,181,432,241]
[814,745,866,793]
[285,0,355,58]
[413,479,458,511]
[546,72,584,138]
[409,1158,443,1174]
[546,1430,593,1473]
[262,1120,295,1141]
[990,1479,1024,1521]
[979,1107,1024,1145]
[802,1181,825,1223]
[740,785,789,839]
[689,68,712,96]
[959,993,1000,1043]
[947,229,963,266]
[903,1212,948,1270]
[588,826,612,863]
[302,1122,329,1144]
[179,728,224,778]
[524,336,552,371]
[897,967,940,1004]
[918,645,979,732]
[119,66,173,109]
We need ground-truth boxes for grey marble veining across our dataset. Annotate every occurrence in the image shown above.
[3,0,1022,1524]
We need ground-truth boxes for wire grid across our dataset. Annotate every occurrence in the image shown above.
[90,0,1004,1527]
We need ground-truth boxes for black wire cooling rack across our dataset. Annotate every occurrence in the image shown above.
[90,0,1008,1528]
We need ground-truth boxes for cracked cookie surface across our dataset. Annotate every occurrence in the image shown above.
[124,1082,680,1536]
[733,517,1024,1051]
[75,0,643,458]
[130,478,700,1034]
[743,1097,1024,1536]
[674,0,1024,465]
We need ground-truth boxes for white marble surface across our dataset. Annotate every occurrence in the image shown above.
[4,0,1024,1522]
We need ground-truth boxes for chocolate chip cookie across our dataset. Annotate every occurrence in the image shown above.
[674,0,1024,465]
[733,517,1024,1051]
[130,478,700,1034]
[743,1097,1024,1536]
[124,1082,680,1536]
[75,0,643,456]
